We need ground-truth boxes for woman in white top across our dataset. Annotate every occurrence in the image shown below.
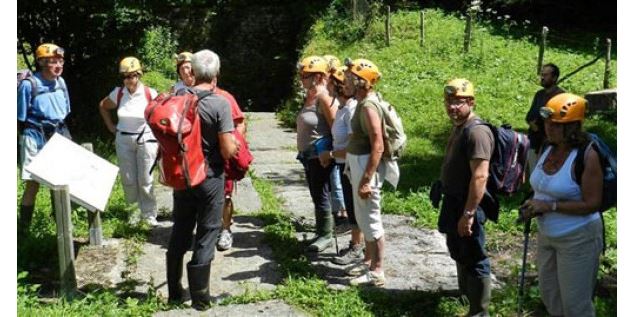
[99,56,159,226]
[521,93,604,317]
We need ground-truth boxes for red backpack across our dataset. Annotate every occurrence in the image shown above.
[224,130,253,180]
[144,91,212,190]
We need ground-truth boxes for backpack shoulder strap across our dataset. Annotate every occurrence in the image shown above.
[144,86,152,103]
[56,77,70,110]
[23,76,38,106]
[116,87,124,108]
[573,140,594,185]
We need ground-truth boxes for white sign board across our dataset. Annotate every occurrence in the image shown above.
[25,133,119,212]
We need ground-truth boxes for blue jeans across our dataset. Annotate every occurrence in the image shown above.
[330,164,346,213]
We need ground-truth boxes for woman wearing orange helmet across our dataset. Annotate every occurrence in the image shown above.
[296,55,337,252]
[98,57,160,226]
[520,93,604,316]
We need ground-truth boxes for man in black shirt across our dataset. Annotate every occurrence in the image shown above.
[525,63,564,172]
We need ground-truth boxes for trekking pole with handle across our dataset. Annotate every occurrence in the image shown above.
[517,217,531,316]
[333,216,339,255]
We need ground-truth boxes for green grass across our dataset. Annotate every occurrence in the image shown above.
[278,6,617,315]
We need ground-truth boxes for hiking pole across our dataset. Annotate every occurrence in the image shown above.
[517,216,531,316]
[333,214,339,256]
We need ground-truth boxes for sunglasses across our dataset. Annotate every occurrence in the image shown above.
[123,73,139,80]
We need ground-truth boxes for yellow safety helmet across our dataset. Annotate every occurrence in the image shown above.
[444,78,475,98]
[176,52,193,66]
[331,66,346,83]
[35,43,64,60]
[344,58,381,86]
[119,56,143,75]
[541,93,586,123]
[323,55,341,72]
[297,56,329,75]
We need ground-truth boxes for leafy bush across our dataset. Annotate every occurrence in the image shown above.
[138,25,179,80]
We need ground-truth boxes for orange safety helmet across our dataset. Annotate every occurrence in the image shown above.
[176,52,193,66]
[297,56,329,75]
[541,93,586,123]
[323,55,341,72]
[444,78,475,98]
[344,58,381,87]
[331,66,346,83]
[35,43,65,60]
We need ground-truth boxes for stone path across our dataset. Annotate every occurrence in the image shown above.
[75,112,460,316]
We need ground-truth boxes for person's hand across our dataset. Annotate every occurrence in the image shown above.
[318,151,332,167]
[457,214,474,237]
[358,179,372,200]
[520,199,549,220]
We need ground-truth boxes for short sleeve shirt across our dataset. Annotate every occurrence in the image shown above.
[332,98,357,163]
[108,82,158,133]
[190,88,234,171]
[440,116,494,197]
[17,73,70,124]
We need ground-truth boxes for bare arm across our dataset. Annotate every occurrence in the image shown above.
[98,96,117,134]
[317,93,336,128]
[234,119,246,136]
[358,106,384,199]
[457,158,489,237]
[218,132,238,160]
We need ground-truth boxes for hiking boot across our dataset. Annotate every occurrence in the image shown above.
[346,262,369,277]
[350,270,385,287]
[332,242,364,265]
[216,229,233,251]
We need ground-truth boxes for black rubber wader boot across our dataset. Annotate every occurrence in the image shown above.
[18,205,35,238]
[166,253,185,304]
[466,275,491,317]
[308,211,333,252]
[187,262,213,311]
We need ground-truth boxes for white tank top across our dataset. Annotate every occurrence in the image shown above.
[531,145,600,237]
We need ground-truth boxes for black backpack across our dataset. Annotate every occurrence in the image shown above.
[463,119,531,222]
[573,133,617,212]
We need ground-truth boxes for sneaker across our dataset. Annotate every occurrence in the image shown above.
[350,270,385,287]
[217,229,233,251]
[346,262,369,277]
[332,242,364,265]
[143,216,159,227]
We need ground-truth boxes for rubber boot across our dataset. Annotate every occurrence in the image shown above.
[466,275,491,317]
[187,262,213,311]
[18,205,35,238]
[166,253,185,304]
[308,212,333,252]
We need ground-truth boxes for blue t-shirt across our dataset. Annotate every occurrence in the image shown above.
[17,72,70,124]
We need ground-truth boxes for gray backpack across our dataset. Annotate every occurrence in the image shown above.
[366,96,407,160]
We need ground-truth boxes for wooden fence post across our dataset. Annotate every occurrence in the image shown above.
[604,38,612,89]
[385,5,391,46]
[352,0,358,20]
[81,142,103,246]
[420,10,425,47]
[463,7,474,53]
[536,26,549,75]
[53,184,77,296]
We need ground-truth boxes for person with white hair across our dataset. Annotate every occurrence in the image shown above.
[165,49,238,311]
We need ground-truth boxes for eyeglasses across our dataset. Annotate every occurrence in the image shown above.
[123,73,139,80]
[445,98,469,108]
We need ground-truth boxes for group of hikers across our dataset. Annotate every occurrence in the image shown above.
[18,43,607,316]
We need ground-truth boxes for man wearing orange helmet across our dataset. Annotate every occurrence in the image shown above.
[438,78,494,315]
[17,43,71,237]
[521,93,604,316]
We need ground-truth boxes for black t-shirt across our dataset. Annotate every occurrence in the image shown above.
[525,87,564,150]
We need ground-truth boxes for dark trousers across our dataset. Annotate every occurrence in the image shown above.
[167,176,225,265]
[438,195,491,278]
[336,162,357,226]
[303,158,333,215]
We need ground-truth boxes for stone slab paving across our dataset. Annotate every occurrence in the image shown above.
[154,300,310,317]
[245,112,460,294]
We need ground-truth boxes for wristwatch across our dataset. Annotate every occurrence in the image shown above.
[463,210,475,218]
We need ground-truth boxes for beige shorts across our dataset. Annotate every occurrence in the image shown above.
[346,153,384,240]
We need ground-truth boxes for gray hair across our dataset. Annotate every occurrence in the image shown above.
[191,49,220,83]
